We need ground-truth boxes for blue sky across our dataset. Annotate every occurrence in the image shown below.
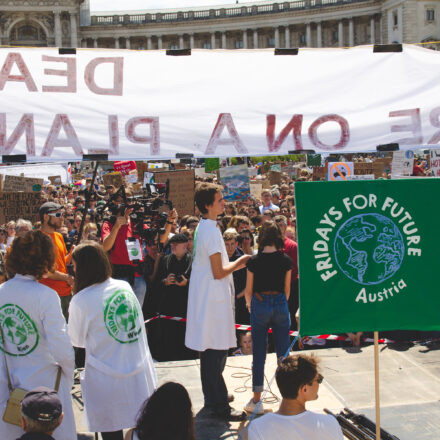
[90,0,264,11]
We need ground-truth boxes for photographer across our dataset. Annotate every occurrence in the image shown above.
[101,199,177,307]
[150,234,195,361]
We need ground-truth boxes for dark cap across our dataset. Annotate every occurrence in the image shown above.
[21,387,62,422]
[168,233,189,244]
[39,202,62,216]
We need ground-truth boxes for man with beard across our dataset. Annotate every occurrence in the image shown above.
[39,202,74,319]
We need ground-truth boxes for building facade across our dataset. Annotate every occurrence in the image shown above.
[0,0,439,50]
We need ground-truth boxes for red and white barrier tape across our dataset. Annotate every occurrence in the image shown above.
[144,314,394,344]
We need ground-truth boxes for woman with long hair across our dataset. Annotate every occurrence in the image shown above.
[244,221,292,415]
[0,231,76,440]
[68,242,157,440]
[124,382,195,440]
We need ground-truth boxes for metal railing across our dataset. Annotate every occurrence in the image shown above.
[89,0,374,26]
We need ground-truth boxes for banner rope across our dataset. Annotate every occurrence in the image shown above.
[144,314,394,344]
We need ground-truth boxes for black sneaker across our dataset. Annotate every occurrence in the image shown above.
[216,408,247,422]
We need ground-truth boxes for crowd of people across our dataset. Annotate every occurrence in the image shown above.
[0,152,431,439]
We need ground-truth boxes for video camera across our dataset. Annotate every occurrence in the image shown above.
[96,181,173,244]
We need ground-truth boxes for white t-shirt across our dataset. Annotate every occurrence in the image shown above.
[259,203,279,214]
[185,218,236,351]
[248,410,343,440]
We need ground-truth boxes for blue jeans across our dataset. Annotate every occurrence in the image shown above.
[119,276,146,307]
[251,293,291,392]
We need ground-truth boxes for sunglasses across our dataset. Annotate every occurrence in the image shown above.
[48,212,63,218]
[315,374,324,384]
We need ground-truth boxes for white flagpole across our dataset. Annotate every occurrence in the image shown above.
[374,331,381,440]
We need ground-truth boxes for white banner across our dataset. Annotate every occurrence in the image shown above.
[0,163,69,182]
[1,46,440,161]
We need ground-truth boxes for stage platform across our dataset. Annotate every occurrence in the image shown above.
[73,341,440,439]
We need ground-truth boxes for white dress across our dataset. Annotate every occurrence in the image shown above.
[185,218,236,352]
[68,277,157,432]
[0,274,76,440]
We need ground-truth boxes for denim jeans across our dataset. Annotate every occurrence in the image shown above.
[250,292,291,392]
[118,275,146,307]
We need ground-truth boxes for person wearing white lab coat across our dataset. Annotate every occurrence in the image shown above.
[68,241,157,440]
[185,183,250,421]
[0,230,76,440]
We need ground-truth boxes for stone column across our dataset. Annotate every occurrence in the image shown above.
[93,38,98,48]
[147,36,152,50]
[70,12,78,47]
[285,27,290,48]
[306,23,311,47]
[158,36,163,49]
[274,27,280,48]
[243,30,248,49]
[190,34,194,49]
[222,32,227,49]
[316,22,322,48]
[348,18,354,47]
[211,32,216,49]
[338,21,344,47]
[253,29,258,48]
[114,36,120,49]
[54,11,62,47]
[179,35,184,49]
[81,39,87,48]
[370,16,376,44]
[126,37,130,49]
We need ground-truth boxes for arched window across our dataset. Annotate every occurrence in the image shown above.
[10,21,47,46]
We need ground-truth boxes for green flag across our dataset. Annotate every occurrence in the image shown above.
[295,179,440,336]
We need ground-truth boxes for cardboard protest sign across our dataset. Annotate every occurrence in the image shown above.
[219,165,250,201]
[268,170,281,186]
[154,169,195,216]
[430,150,440,177]
[327,162,354,181]
[295,179,440,336]
[392,151,414,177]
[205,158,220,173]
[312,167,326,181]
[373,158,392,179]
[102,172,123,188]
[0,192,41,223]
[48,176,62,185]
[354,162,374,176]
[2,175,43,192]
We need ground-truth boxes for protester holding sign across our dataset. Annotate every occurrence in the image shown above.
[0,231,76,440]
[68,242,157,440]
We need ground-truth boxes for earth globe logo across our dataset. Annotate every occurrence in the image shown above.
[333,213,405,285]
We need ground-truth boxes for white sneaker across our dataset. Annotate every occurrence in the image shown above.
[244,398,265,415]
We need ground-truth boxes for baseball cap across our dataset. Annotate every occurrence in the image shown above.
[21,387,62,422]
[39,202,62,216]
[168,233,189,244]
